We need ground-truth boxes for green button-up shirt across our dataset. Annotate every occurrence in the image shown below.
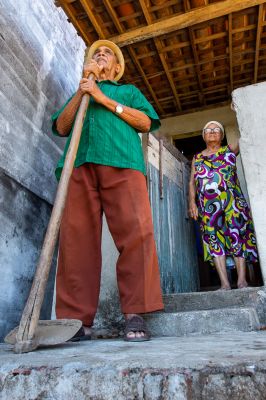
[52,80,160,180]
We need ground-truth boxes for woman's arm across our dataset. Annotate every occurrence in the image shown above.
[228,138,240,155]
[188,157,199,220]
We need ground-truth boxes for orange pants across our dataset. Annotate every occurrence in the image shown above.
[56,164,163,326]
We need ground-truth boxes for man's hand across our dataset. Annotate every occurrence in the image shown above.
[78,78,107,105]
[189,201,199,221]
[83,59,103,80]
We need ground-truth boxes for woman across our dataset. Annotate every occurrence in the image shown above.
[188,121,258,290]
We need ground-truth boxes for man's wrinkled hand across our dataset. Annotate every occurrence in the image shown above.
[78,78,106,104]
[83,59,103,80]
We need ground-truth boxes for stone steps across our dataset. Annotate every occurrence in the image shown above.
[163,286,263,313]
[144,306,260,337]
[143,288,265,337]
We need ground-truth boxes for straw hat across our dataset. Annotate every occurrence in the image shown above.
[86,40,125,81]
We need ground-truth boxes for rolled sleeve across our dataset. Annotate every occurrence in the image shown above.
[129,86,161,132]
[51,95,74,137]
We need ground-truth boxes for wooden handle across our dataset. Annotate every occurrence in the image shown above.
[15,73,95,347]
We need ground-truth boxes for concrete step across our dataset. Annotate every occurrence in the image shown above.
[163,286,263,313]
[144,307,260,337]
[2,332,266,399]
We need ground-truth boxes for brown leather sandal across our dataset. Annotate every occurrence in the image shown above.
[68,326,91,342]
[124,315,150,342]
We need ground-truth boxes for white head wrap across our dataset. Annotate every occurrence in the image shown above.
[202,121,225,139]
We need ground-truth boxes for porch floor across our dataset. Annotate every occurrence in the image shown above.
[1,331,266,399]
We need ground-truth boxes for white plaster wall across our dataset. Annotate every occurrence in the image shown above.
[0,0,85,204]
[232,82,266,283]
[160,105,237,137]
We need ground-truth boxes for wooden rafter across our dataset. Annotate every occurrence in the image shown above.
[194,32,227,44]
[254,4,264,83]
[102,0,164,114]
[55,0,266,119]
[184,0,205,106]
[57,1,91,44]
[79,0,105,39]
[110,0,266,47]
[138,0,181,111]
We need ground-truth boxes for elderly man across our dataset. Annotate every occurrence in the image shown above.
[52,40,163,342]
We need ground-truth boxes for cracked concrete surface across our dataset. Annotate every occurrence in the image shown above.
[1,331,266,399]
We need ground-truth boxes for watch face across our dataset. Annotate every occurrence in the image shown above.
[116,104,123,114]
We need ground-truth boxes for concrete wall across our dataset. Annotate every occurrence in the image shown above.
[0,0,85,340]
[159,105,237,137]
[94,218,121,330]
[232,82,266,284]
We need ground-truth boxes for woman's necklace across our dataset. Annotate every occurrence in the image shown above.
[205,146,220,155]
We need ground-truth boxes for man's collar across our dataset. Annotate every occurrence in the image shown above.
[96,79,123,85]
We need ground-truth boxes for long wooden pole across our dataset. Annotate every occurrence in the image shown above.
[14,74,94,353]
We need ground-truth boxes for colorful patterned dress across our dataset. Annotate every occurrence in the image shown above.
[194,145,257,263]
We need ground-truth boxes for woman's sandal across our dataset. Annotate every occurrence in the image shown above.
[68,326,91,342]
[124,315,150,342]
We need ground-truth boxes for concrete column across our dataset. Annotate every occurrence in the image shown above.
[232,82,266,284]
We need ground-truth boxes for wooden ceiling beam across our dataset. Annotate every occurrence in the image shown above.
[55,0,75,5]
[79,0,105,39]
[160,41,191,53]
[169,52,229,73]
[138,0,181,111]
[109,0,266,47]
[149,0,179,13]
[233,59,255,67]
[136,51,157,59]
[194,32,227,44]
[232,24,257,33]
[254,4,264,83]
[56,1,92,44]
[184,0,205,106]
[102,0,164,114]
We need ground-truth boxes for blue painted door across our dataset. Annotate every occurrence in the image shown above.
[147,135,199,294]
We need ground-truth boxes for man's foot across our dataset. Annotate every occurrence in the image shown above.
[68,326,92,342]
[124,314,150,342]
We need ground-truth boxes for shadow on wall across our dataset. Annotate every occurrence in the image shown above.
[0,169,57,341]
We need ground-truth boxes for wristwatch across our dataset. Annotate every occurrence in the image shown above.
[115,103,124,115]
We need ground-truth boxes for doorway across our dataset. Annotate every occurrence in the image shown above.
[174,133,263,291]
